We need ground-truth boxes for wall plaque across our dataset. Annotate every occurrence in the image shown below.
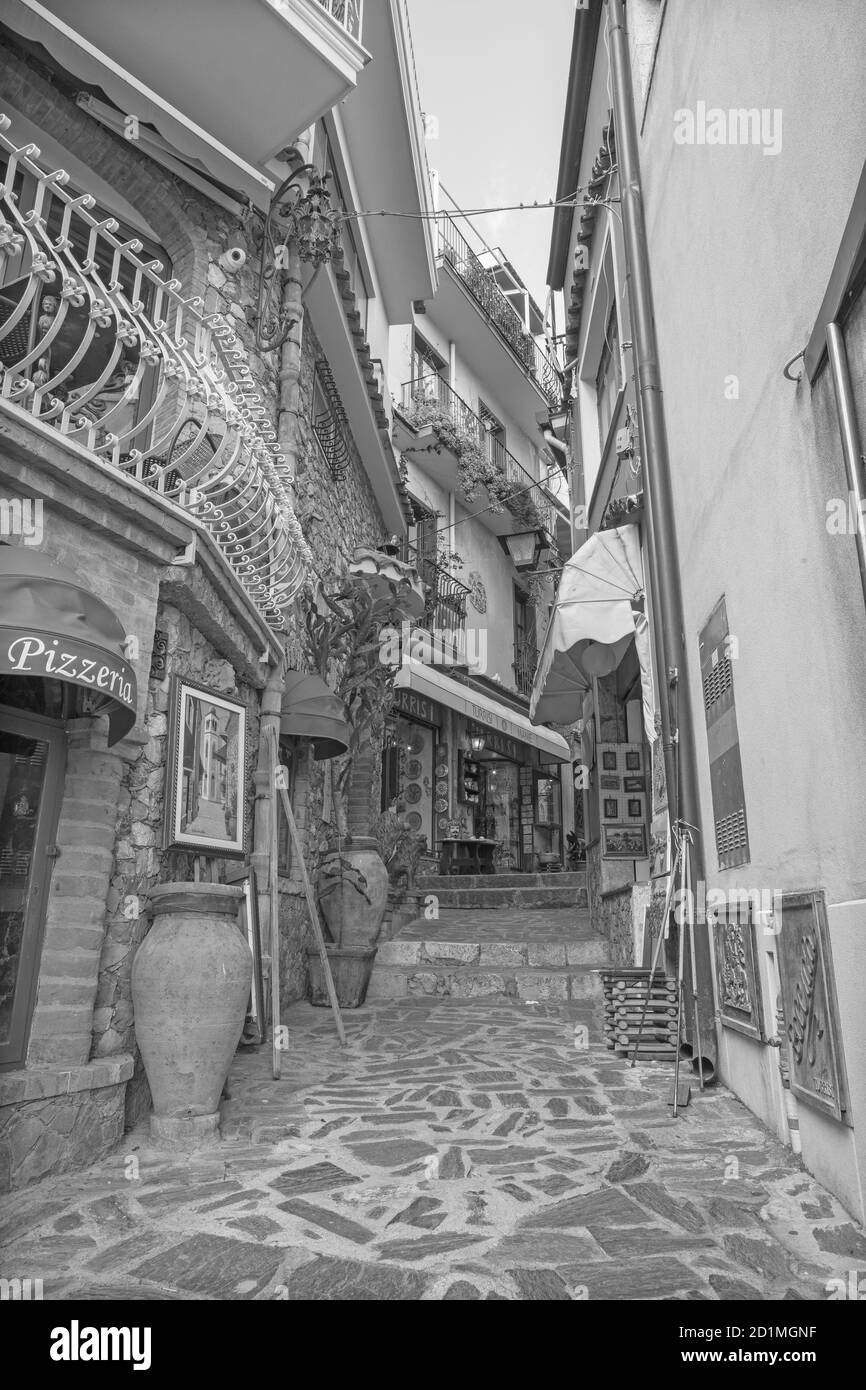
[777,890,849,1124]
[710,902,765,1041]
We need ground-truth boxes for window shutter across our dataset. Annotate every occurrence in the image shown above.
[698,597,750,870]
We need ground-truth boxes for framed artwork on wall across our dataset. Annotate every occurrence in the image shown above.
[164,677,247,858]
[777,890,849,1124]
[602,824,647,858]
[710,900,766,1042]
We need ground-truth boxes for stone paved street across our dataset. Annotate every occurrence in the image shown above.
[1,998,864,1301]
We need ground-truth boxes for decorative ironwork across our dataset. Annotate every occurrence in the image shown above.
[468,570,487,613]
[312,358,351,480]
[401,376,563,539]
[254,160,341,354]
[777,890,849,1123]
[149,628,168,681]
[513,637,539,697]
[437,212,562,404]
[314,0,363,40]
[0,116,311,627]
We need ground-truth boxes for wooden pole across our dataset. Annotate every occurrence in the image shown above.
[268,727,346,1047]
[268,735,282,1080]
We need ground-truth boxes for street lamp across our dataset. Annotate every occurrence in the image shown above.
[499,529,550,571]
[469,727,486,754]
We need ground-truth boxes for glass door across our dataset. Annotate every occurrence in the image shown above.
[0,707,65,1070]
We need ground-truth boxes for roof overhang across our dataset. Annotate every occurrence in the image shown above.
[547,2,603,292]
[396,657,571,763]
[1,0,370,205]
[338,0,436,313]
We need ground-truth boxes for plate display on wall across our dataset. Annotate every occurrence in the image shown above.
[437,814,449,830]
[435,798,448,813]
[406,811,423,831]
[407,731,425,755]
[435,779,448,795]
[435,762,448,777]
[407,759,422,779]
[404,782,422,804]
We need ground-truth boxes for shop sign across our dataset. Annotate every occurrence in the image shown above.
[777,890,849,1124]
[393,688,441,726]
[477,726,521,761]
[0,628,136,711]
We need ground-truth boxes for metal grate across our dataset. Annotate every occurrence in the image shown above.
[703,657,733,711]
[313,359,351,481]
[715,809,748,859]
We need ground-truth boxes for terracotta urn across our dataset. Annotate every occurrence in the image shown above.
[131,882,251,1144]
[318,837,388,949]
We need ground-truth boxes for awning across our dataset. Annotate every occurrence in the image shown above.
[0,547,137,743]
[530,524,657,743]
[280,671,350,761]
[395,659,571,763]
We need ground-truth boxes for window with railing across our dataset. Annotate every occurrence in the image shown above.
[312,359,351,480]
[513,585,539,698]
[314,0,363,41]
[596,303,622,450]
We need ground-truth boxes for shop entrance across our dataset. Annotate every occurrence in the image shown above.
[476,759,521,871]
[0,705,65,1069]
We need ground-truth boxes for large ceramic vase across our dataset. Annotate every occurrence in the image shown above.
[132,883,251,1145]
[319,837,389,949]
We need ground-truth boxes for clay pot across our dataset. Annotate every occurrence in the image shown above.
[307,945,377,1009]
[132,883,251,1138]
[318,837,388,949]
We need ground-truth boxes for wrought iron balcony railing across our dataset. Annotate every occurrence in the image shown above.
[404,542,470,649]
[314,0,363,41]
[0,116,311,627]
[437,212,562,406]
[400,375,556,539]
[513,638,539,698]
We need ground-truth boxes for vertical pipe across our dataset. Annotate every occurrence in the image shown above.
[826,321,866,614]
[606,0,716,1074]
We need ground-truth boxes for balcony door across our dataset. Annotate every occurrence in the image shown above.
[0,707,66,1070]
[513,586,538,698]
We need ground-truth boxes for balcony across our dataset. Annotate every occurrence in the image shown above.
[514,638,539,699]
[0,118,311,628]
[436,212,562,409]
[396,375,558,543]
[406,543,470,640]
[8,2,369,205]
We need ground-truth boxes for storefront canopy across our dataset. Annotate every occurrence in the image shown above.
[280,671,351,761]
[530,525,657,743]
[395,659,571,763]
[0,547,137,743]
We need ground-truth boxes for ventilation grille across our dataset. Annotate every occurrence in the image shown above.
[715,808,748,865]
[703,657,733,712]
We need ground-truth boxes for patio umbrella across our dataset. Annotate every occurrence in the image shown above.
[530,524,657,743]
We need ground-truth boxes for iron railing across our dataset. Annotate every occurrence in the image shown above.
[513,638,539,698]
[401,375,556,538]
[405,541,470,648]
[314,0,363,42]
[0,116,311,627]
[437,212,562,405]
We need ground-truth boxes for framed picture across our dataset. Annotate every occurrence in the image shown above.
[165,677,247,857]
[625,750,641,771]
[711,900,765,1043]
[603,797,619,820]
[623,776,645,793]
[602,824,647,859]
[649,811,671,879]
[600,775,620,790]
[602,750,618,771]
[627,798,643,818]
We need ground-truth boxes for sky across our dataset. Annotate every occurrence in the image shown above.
[406,0,576,309]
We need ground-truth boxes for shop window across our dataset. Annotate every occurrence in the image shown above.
[0,153,170,457]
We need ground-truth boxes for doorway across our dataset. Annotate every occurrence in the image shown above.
[0,706,65,1070]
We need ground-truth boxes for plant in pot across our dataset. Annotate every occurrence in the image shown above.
[371,808,426,926]
[301,572,408,1006]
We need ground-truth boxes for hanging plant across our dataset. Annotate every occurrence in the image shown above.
[402,393,513,515]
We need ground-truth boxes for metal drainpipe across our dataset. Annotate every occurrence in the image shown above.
[606,0,716,1077]
[826,321,866,614]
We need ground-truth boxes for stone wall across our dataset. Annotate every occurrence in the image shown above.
[91,600,263,1128]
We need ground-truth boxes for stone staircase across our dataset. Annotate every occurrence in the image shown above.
[368,870,607,1006]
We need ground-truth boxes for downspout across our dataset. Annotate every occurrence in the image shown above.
[826,321,866,615]
[606,0,716,1077]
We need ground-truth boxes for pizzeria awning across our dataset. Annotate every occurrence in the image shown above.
[0,547,137,743]
[395,659,571,763]
[530,524,657,743]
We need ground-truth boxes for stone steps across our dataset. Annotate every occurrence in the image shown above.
[368,936,608,1003]
[417,871,587,891]
[422,885,588,910]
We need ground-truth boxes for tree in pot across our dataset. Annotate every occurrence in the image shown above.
[301,571,405,1006]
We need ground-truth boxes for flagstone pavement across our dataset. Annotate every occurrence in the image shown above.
[2,998,865,1301]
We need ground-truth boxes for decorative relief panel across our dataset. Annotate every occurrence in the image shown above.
[710,903,765,1041]
[777,891,849,1124]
